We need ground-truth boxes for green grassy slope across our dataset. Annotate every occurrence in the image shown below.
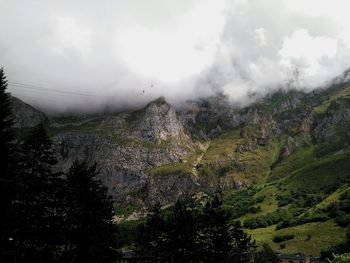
[230,142,350,254]
[247,221,346,255]
[220,81,350,256]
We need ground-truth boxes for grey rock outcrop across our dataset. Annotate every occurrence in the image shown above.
[11,97,47,128]
[313,99,350,141]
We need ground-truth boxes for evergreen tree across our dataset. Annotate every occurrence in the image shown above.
[228,220,256,263]
[15,122,64,262]
[197,196,232,262]
[166,199,200,262]
[135,196,257,262]
[64,160,117,263]
[254,243,279,263]
[135,202,168,261]
[0,67,17,261]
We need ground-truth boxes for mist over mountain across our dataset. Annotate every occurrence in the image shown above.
[3,0,350,260]
[2,0,350,112]
[9,70,350,256]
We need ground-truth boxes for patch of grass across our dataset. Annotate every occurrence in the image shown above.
[313,84,350,114]
[283,153,350,193]
[199,128,281,184]
[148,162,194,177]
[314,185,350,211]
[201,129,242,162]
[268,145,315,182]
[247,221,346,255]
[239,184,280,221]
[114,204,141,216]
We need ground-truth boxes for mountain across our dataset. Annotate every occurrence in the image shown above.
[11,96,47,128]
[11,75,350,256]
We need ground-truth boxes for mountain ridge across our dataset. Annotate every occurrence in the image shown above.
[11,76,350,255]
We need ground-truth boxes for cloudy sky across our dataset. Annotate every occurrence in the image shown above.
[1,0,350,111]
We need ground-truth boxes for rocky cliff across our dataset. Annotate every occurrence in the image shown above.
[12,76,350,211]
[11,97,47,128]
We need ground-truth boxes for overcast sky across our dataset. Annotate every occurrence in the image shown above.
[1,0,350,112]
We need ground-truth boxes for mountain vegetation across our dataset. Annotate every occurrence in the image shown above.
[3,66,350,261]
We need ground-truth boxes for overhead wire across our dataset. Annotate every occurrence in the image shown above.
[8,81,107,98]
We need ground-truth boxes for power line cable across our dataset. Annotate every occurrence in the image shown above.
[9,87,98,101]
[8,81,106,97]
[10,92,83,104]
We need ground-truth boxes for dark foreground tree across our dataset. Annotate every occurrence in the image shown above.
[228,220,256,263]
[136,196,256,263]
[166,198,200,262]
[0,68,18,261]
[135,203,168,261]
[254,243,279,263]
[197,196,236,262]
[64,160,117,263]
[321,226,350,260]
[14,122,65,262]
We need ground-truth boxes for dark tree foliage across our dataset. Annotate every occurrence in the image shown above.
[135,203,168,261]
[166,198,200,262]
[197,196,234,262]
[254,243,280,263]
[0,68,18,261]
[63,160,117,263]
[321,226,350,260]
[228,220,256,263]
[136,196,256,263]
[0,67,119,262]
[14,122,65,262]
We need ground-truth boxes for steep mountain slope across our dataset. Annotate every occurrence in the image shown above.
[11,74,350,255]
[11,96,47,128]
[49,97,214,207]
[215,81,350,255]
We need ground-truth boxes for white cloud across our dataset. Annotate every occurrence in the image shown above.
[1,0,350,111]
[279,29,338,76]
[115,0,226,83]
[254,28,267,47]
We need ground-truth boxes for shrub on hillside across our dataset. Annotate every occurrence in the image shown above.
[255,196,265,203]
[275,218,297,230]
[273,234,294,243]
[222,187,259,218]
[335,212,350,227]
[276,195,295,207]
[298,210,330,225]
[328,253,350,263]
[249,206,262,214]
[279,243,286,249]
[321,226,350,260]
[244,210,283,229]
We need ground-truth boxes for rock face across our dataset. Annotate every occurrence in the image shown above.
[313,99,350,141]
[11,97,47,128]
[12,78,350,208]
[137,97,191,144]
[49,98,203,206]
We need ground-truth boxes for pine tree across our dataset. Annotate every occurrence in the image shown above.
[15,122,65,262]
[228,220,256,263]
[64,160,117,263]
[198,196,232,262]
[254,243,279,263]
[135,202,168,261]
[0,67,17,261]
[166,199,200,262]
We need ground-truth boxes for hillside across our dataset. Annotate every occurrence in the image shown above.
[12,75,350,256]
